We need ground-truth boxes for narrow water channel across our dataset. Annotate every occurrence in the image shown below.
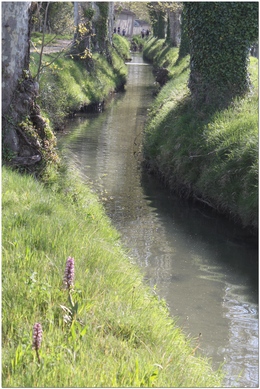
[58,53,258,387]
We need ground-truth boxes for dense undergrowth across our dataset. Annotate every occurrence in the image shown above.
[30,34,130,129]
[2,165,223,387]
[143,37,258,231]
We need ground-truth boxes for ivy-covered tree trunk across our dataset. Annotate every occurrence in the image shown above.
[157,10,166,39]
[94,2,109,53]
[186,2,258,108]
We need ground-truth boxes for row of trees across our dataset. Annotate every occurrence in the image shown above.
[148,2,182,46]
[148,2,258,108]
[2,2,117,169]
[2,2,258,169]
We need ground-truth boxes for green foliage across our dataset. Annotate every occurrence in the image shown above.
[147,2,166,39]
[185,2,259,107]
[72,3,110,59]
[31,2,74,35]
[2,165,223,387]
[113,33,131,60]
[143,39,258,229]
[131,34,146,51]
[70,20,93,62]
[83,7,95,20]
[47,2,74,35]
[143,37,187,80]
[17,115,60,181]
[29,36,128,129]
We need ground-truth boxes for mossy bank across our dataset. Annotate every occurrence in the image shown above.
[2,165,223,387]
[143,38,258,233]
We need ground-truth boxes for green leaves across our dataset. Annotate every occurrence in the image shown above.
[185,2,258,107]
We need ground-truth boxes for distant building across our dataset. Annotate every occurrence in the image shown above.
[114,8,136,37]
[133,19,150,36]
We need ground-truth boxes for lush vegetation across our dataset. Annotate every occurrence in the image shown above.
[147,2,182,41]
[30,34,130,129]
[31,2,74,36]
[147,2,166,39]
[2,165,223,387]
[3,4,256,385]
[131,34,147,51]
[143,37,258,231]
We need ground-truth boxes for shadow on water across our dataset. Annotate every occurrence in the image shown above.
[138,172,258,387]
[141,172,258,293]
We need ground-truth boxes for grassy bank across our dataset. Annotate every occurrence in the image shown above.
[143,38,258,231]
[30,34,130,129]
[2,165,223,387]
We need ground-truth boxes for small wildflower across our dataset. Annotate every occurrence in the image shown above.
[32,323,43,350]
[64,256,75,290]
[32,323,42,363]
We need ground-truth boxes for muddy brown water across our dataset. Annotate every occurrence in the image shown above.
[58,53,258,387]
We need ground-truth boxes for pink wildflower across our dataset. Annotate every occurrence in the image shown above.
[32,323,42,351]
[64,256,75,289]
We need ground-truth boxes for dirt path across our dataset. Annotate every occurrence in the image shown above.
[30,39,73,54]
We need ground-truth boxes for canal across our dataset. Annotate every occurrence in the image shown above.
[58,53,258,387]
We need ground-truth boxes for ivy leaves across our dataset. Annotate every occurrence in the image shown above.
[185,2,258,108]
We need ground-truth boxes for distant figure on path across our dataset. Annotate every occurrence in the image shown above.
[114,27,116,34]
[146,29,150,38]
[118,26,120,34]
[122,28,126,36]
[141,29,145,38]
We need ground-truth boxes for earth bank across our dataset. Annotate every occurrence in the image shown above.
[142,37,258,235]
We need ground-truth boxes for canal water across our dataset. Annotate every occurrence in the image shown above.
[58,53,258,387]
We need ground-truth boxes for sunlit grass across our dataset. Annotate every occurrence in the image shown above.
[2,165,223,386]
[143,40,258,229]
[30,32,73,48]
[30,35,129,129]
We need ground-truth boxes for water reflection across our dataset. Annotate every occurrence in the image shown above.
[222,284,258,387]
[59,54,258,387]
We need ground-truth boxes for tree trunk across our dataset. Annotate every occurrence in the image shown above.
[73,2,80,40]
[178,8,190,59]
[157,10,166,39]
[186,2,258,109]
[2,2,57,171]
[107,2,114,44]
[167,8,181,47]
[2,2,31,116]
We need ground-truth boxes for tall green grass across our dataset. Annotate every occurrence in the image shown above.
[2,165,223,387]
[30,35,129,129]
[112,33,132,59]
[143,39,258,230]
